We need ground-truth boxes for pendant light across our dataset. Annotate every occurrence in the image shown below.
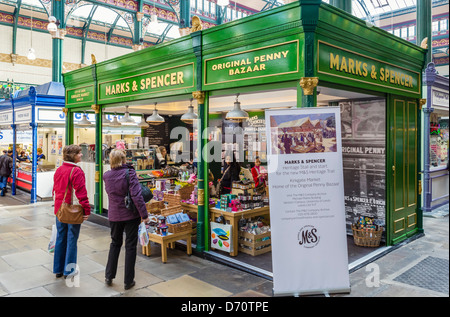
[181,98,198,124]
[102,113,111,126]
[138,114,149,128]
[27,6,36,60]
[119,106,136,125]
[110,113,122,127]
[78,112,92,127]
[146,102,164,125]
[225,93,249,121]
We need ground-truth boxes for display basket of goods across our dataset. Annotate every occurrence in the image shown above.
[351,216,383,247]
[177,184,195,200]
[162,206,192,233]
[238,225,271,256]
[146,200,165,214]
[164,193,182,206]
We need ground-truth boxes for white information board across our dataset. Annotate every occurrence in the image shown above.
[265,106,350,296]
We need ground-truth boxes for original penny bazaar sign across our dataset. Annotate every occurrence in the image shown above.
[204,40,300,87]
[317,41,421,95]
[97,63,195,102]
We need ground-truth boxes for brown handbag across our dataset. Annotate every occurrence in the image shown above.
[56,167,84,225]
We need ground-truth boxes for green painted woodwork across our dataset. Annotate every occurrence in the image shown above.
[62,1,427,250]
[387,96,420,245]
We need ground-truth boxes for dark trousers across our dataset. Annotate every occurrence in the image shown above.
[105,217,140,285]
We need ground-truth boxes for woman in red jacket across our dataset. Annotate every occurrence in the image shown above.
[52,145,91,279]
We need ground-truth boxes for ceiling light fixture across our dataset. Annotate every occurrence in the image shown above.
[78,112,92,127]
[181,98,198,124]
[102,113,111,126]
[225,93,249,121]
[138,114,149,128]
[119,106,136,125]
[110,113,122,127]
[146,102,164,125]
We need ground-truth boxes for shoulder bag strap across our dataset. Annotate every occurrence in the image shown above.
[62,167,75,203]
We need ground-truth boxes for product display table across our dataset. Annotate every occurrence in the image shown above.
[209,206,270,256]
[142,229,193,263]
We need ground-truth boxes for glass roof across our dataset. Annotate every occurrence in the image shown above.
[0,0,427,43]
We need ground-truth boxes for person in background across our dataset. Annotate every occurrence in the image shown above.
[251,156,267,188]
[0,150,13,196]
[36,148,46,161]
[219,151,241,195]
[103,149,150,290]
[155,146,171,169]
[52,145,90,279]
[17,151,30,162]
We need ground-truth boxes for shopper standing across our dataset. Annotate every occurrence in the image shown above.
[0,150,13,196]
[103,149,150,290]
[220,151,241,195]
[52,145,91,278]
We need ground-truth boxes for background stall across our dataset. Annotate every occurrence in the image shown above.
[9,82,65,202]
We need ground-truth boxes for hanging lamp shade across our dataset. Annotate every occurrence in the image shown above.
[119,106,136,125]
[102,113,111,126]
[181,98,198,124]
[146,103,164,125]
[138,114,149,128]
[78,112,92,126]
[225,93,248,121]
[27,48,36,61]
[110,113,122,127]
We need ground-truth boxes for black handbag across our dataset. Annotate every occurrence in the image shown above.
[124,168,153,215]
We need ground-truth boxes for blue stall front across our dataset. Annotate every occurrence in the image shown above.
[0,82,65,203]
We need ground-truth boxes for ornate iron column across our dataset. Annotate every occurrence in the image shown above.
[423,63,436,212]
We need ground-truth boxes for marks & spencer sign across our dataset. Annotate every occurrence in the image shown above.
[98,63,195,102]
[317,41,421,95]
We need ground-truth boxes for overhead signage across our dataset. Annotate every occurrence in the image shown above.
[265,106,350,296]
[66,85,95,106]
[204,40,299,86]
[317,41,421,95]
[0,110,13,125]
[15,107,32,123]
[98,63,195,102]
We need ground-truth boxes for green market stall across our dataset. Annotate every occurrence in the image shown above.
[63,1,426,274]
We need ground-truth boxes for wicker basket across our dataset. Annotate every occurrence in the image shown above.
[177,185,195,200]
[164,193,182,206]
[146,200,165,214]
[351,225,383,247]
[161,205,183,217]
[168,220,193,233]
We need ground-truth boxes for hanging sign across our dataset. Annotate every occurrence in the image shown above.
[204,40,299,87]
[265,106,350,296]
[317,41,421,95]
[97,63,195,102]
[66,85,95,107]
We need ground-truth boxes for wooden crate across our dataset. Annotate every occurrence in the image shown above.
[238,231,271,256]
[168,220,193,233]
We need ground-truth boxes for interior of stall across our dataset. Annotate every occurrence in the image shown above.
[75,86,389,276]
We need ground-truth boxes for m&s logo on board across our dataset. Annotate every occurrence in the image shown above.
[298,225,320,248]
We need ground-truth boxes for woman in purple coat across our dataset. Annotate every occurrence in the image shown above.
[103,149,150,290]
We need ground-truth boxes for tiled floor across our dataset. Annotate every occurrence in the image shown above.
[0,197,272,297]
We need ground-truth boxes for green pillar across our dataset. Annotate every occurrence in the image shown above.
[93,105,102,214]
[298,0,321,108]
[179,0,191,28]
[417,0,432,66]
[64,108,73,145]
[51,0,65,83]
[194,91,208,252]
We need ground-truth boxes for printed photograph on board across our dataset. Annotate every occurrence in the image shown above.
[269,113,337,154]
